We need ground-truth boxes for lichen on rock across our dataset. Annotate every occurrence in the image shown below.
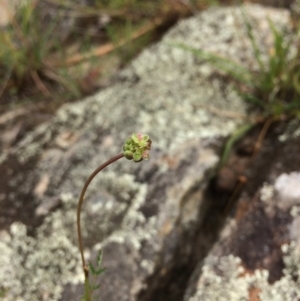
[188,255,252,301]
[0,171,152,301]
[0,3,296,301]
[0,220,82,301]
[188,242,300,301]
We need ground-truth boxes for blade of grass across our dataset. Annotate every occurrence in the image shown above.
[173,43,254,85]
[219,123,255,169]
[242,8,265,73]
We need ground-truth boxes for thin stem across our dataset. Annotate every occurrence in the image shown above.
[77,153,124,279]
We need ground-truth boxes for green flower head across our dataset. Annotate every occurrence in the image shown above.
[123,133,152,162]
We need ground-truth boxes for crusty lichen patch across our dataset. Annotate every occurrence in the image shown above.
[82,172,158,252]
[0,172,154,301]
[0,4,294,301]
[189,255,251,301]
[7,5,291,165]
[187,171,300,301]
[8,5,278,165]
[258,242,300,301]
[0,220,82,301]
[188,242,300,301]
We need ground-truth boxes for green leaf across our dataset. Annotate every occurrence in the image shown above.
[89,250,106,275]
[126,138,132,145]
[137,140,148,147]
[131,133,139,143]
[90,283,101,291]
[219,123,255,169]
[142,135,149,141]
[133,153,142,162]
[89,264,106,275]
[124,150,133,160]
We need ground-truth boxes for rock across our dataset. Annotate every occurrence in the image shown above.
[184,121,300,301]
[0,4,296,301]
[274,172,300,208]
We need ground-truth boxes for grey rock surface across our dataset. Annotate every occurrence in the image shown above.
[0,4,296,301]
[184,133,300,301]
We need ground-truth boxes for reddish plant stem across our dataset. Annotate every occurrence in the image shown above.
[77,153,124,279]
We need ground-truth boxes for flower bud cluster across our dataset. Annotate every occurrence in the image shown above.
[123,133,152,162]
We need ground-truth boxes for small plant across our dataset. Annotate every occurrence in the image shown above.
[0,1,63,96]
[76,133,152,301]
[1,0,218,103]
[175,14,300,118]
[242,15,300,116]
[174,11,300,169]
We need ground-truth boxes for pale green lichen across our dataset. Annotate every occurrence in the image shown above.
[290,206,300,217]
[260,182,275,203]
[69,170,155,256]
[1,4,293,301]
[0,220,82,301]
[0,172,153,301]
[189,255,252,301]
[189,175,300,301]
[257,242,300,301]
[92,178,158,252]
[14,123,53,163]
[10,5,264,166]
[188,242,300,301]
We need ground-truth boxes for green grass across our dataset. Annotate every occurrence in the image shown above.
[174,9,300,168]
[0,0,158,101]
[0,1,70,99]
[0,0,222,105]
[242,15,300,116]
[175,14,300,118]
